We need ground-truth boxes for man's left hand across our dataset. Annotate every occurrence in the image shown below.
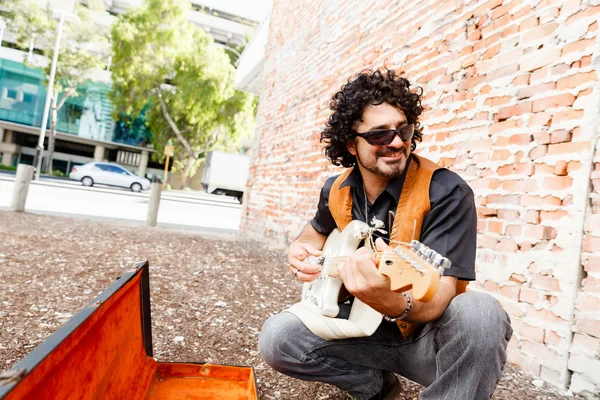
[337,238,397,308]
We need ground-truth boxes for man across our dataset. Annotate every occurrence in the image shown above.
[258,69,513,400]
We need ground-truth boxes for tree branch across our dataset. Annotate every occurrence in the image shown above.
[56,86,78,111]
[158,94,195,158]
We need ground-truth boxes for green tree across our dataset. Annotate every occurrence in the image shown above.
[3,0,110,173]
[110,0,255,187]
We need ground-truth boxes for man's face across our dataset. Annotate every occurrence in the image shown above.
[347,102,411,181]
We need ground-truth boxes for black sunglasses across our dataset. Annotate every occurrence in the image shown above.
[353,124,415,146]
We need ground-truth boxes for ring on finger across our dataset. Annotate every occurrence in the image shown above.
[294,270,300,277]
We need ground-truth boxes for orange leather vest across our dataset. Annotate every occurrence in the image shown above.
[328,154,467,338]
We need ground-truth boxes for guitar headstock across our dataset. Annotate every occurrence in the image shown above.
[377,241,451,303]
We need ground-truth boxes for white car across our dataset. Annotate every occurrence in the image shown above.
[69,162,151,192]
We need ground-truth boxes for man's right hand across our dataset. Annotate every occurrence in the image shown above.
[288,241,323,282]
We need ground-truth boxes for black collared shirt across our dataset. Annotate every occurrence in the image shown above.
[310,156,477,280]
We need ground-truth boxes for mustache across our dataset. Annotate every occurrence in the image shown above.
[376,146,407,157]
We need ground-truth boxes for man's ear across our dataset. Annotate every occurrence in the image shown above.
[347,139,357,156]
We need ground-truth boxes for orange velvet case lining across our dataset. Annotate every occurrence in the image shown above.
[0,262,257,400]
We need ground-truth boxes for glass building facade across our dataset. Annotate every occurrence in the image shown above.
[0,58,152,147]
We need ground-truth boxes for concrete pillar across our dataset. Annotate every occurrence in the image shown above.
[4,130,13,143]
[0,143,19,167]
[138,150,149,177]
[94,145,105,162]
[146,182,162,227]
[1,151,13,166]
[10,164,34,212]
[0,127,5,143]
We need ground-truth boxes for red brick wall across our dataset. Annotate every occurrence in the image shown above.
[240,0,600,394]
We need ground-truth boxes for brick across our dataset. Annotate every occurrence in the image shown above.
[543,176,573,191]
[530,66,550,82]
[556,71,598,90]
[488,64,520,82]
[532,93,576,112]
[506,224,522,237]
[520,49,561,72]
[540,210,568,221]
[549,109,584,121]
[484,280,501,292]
[487,194,520,205]
[554,160,568,176]
[485,96,512,106]
[498,238,519,251]
[584,235,600,252]
[514,162,534,175]
[473,0,504,18]
[565,5,600,26]
[513,320,545,343]
[528,145,547,160]
[544,330,561,346]
[479,235,499,249]
[508,352,541,376]
[498,209,520,221]
[526,307,566,325]
[562,38,596,56]
[520,288,539,304]
[497,103,532,121]
[497,165,513,176]
[516,82,556,100]
[533,132,551,145]
[550,130,572,144]
[489,120,519,134]
[576,293,600,313]
[548,141,590,156]
[524,224,555,240]
[522,22,558,42]
[532,274,561,292]
[492,149,511,161]
[500,285,520,301]
[519,16,539,31]
[572,333,600,354]
[520,195,562,207]
[583,276,600,292]
[529,112,552,127]
[576,318,600,339]
[524,210,540,224]
[510,273,527,283]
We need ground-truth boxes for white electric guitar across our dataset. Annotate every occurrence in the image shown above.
[285,220,451,339]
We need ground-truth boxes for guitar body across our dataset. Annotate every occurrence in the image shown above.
[286,220,450,340]
[288,220,384,339]
[301,220,367,317]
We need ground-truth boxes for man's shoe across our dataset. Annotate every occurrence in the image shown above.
[368,371,400,400]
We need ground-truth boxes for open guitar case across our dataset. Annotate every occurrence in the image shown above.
[0,261,258,400]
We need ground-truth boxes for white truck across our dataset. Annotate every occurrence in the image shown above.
[201,151,250,203]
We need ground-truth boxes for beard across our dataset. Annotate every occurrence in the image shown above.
[356,146,410,179]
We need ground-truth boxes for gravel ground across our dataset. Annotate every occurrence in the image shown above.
[0,211,583,399]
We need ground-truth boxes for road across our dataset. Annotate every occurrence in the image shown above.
[0,175,242,233]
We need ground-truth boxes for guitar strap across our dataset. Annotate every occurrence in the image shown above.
[328,154,467,339]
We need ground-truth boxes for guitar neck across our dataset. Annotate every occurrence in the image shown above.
[321,254,387,278]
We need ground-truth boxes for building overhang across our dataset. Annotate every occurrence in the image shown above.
[0,120,155,153]
[234,12,270,95]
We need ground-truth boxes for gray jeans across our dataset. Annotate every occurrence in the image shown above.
[259,292,513,400]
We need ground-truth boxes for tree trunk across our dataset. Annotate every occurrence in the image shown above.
[44,94,59,174]
[181,156,196,189]
[158,95,199,188]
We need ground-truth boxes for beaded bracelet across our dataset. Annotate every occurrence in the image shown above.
[382,292,413,322]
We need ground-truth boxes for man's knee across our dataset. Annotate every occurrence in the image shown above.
[445,291,513,350]
[258,312,307,370]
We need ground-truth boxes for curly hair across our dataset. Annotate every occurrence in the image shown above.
[320,68,424,168]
